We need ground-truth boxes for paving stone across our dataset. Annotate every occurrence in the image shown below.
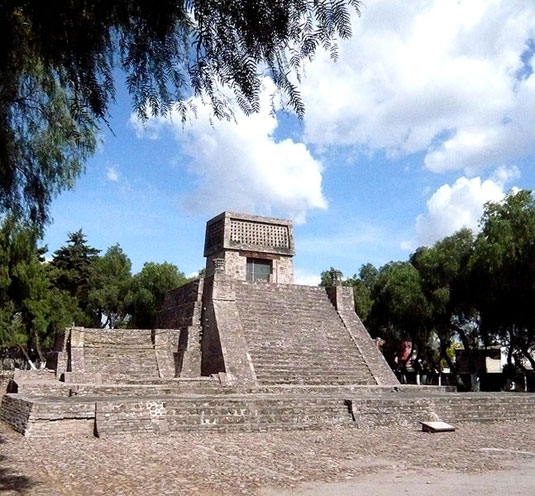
[1,420,534,495]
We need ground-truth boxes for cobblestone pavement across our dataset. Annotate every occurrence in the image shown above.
[1,421,535,495]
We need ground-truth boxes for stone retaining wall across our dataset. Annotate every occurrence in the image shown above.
[5,391,535,438]
[0,394,32,434]
[157,279,203,329]
[94,395,353,437]
[157,279,204,377]
[1,394,96,437]
[349,393,535,428]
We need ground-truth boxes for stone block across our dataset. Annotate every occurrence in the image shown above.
[63,372,102,384]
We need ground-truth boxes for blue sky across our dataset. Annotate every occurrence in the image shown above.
[43,0,535,284]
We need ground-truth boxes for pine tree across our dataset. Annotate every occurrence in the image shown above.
[51,229,100,323]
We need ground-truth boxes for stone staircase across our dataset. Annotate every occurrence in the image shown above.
[49,327,182,383]
[82,330,161,381]
[234,282,376,386]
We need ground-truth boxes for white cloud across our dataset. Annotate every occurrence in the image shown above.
[490,164,521,187]
[131,79,327,224]
[294,268,321,286]
[415,175,509,245]
[300,0,535,174]
[106,167,119,182]
[400,240,415,251]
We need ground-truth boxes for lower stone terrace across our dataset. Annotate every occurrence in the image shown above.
[1,419,534,495]
[3,389,535,438]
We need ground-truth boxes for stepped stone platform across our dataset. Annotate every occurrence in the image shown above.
[3,386,535,438]
[199,279,398,388]
[2,211,534,437]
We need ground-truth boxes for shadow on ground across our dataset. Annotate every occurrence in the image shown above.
[0,434,35,494]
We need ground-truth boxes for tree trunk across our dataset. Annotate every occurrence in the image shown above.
[440,334,465,389]
[33,330,46,367]
[452,324,473,368]
[17,345,37,370]
[451,323,481,390]
[439,340,453,370]
[520,346,535,370]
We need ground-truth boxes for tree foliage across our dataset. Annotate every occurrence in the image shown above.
[0,218,77,365]
[0,0,361,227]
[472,190,535,369]
[51,229,100,323]
[320,265,375,318]
[344,263,378,321]
[88,244,132,329]
[367,261,431,370]
[319,266,338,287]
[0,6,98,227]
[0,221,192,363]
[410,228,477,376]
[318,190,535,389]
[127,262,187,328]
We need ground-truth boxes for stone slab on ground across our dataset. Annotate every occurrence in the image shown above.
[421,420,455,432]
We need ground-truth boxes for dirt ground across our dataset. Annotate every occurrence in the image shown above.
[1,420,534,496]
[260,462,535,496]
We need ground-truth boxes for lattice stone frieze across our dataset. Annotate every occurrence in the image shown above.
[229,219,290,249]
[204,211,294,259]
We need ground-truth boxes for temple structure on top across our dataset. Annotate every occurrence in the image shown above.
[203,211,295,283]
